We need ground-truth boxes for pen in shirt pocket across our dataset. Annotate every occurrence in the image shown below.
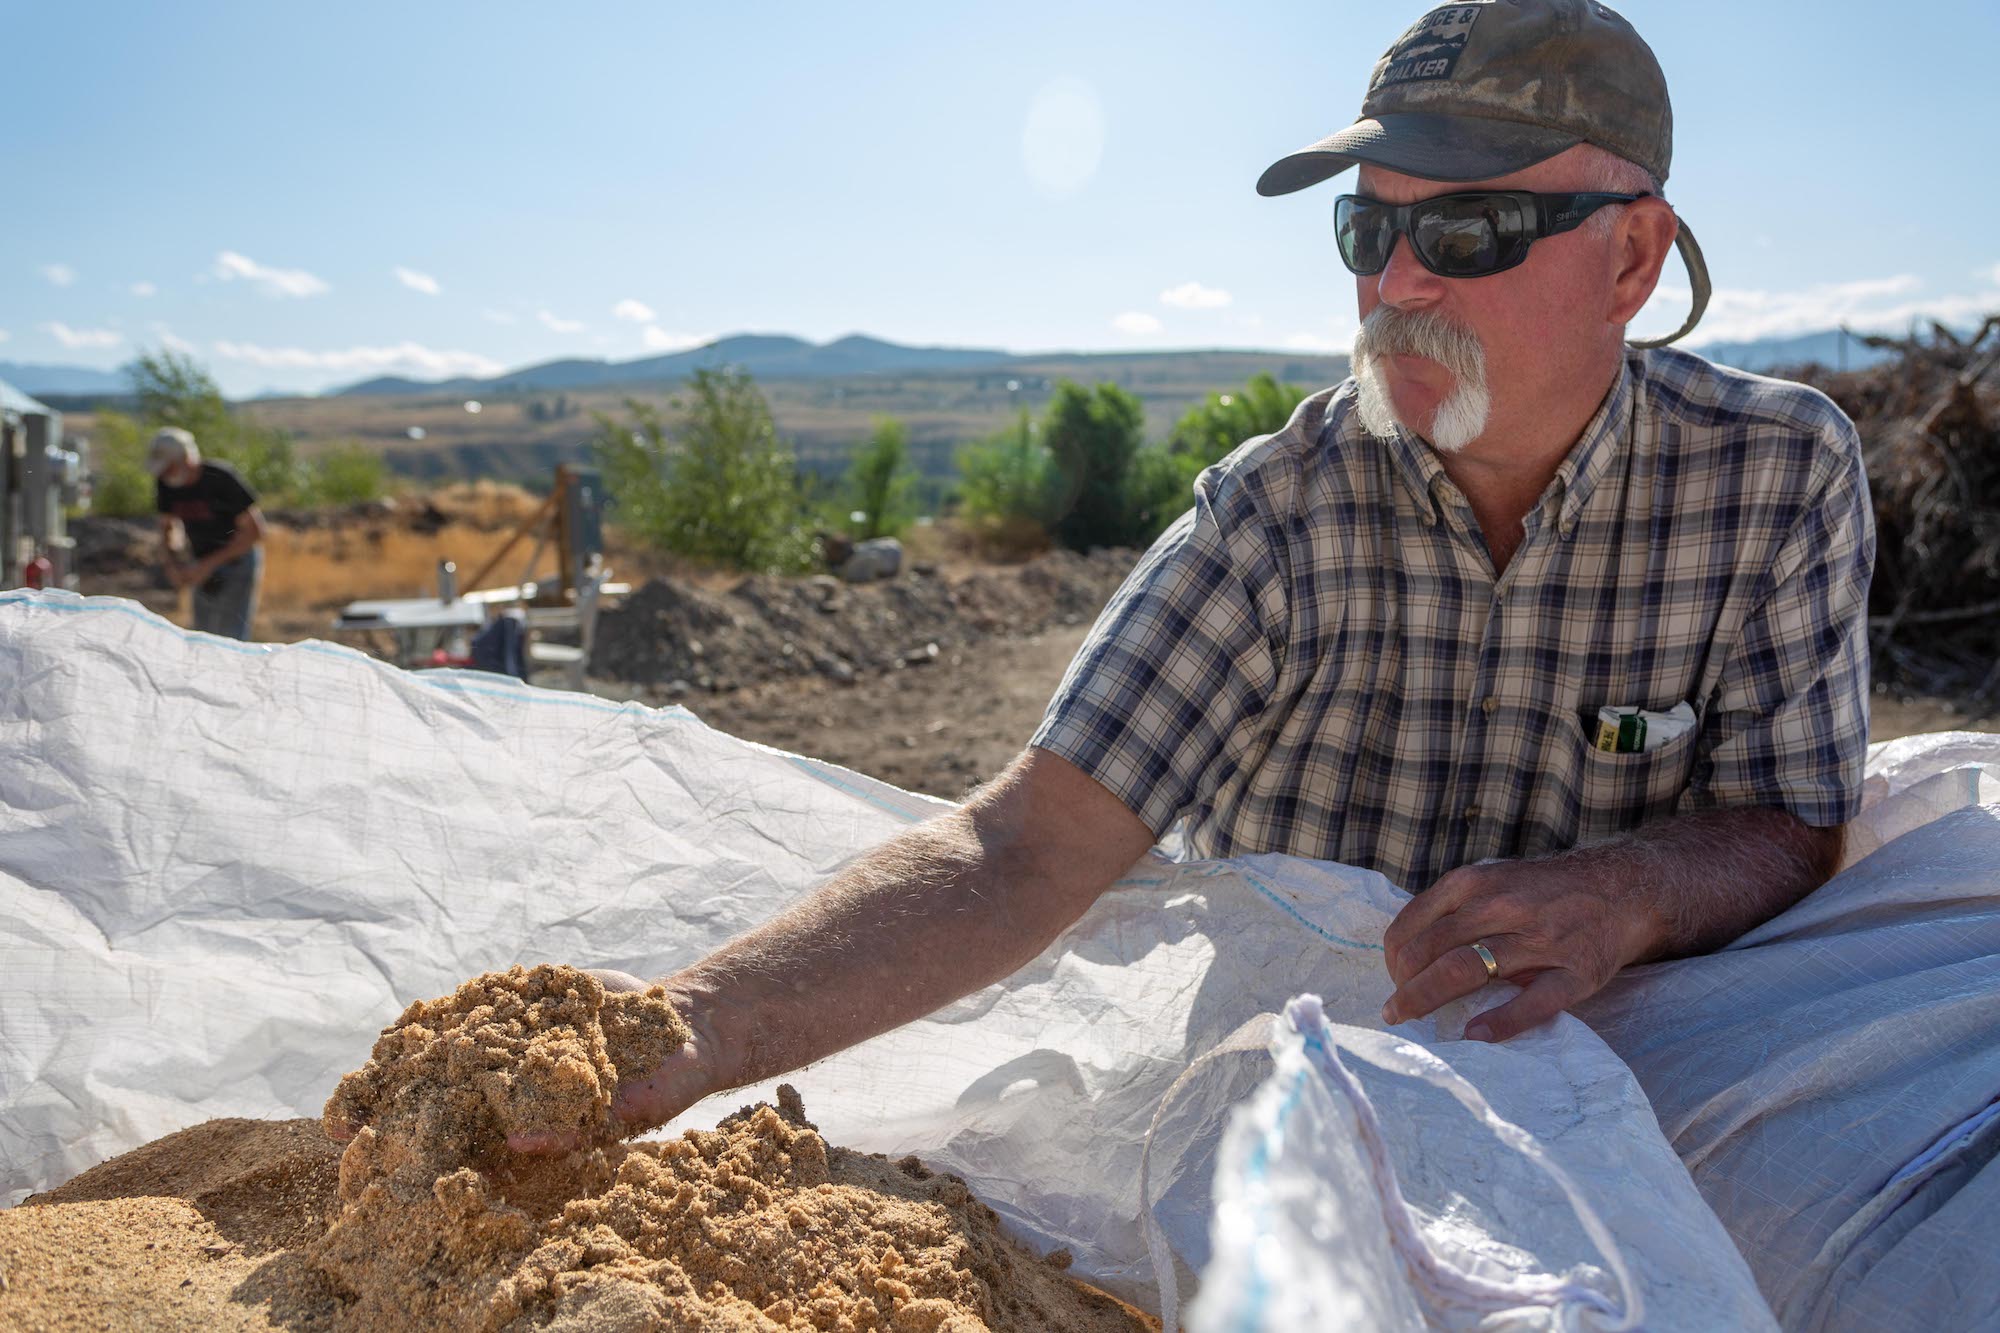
[1594,701,1697,754]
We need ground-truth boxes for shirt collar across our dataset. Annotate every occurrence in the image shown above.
[1550,354,1634,530]
[1376,356,1635,531]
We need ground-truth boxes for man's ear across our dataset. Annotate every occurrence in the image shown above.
[1607,198,1679,326]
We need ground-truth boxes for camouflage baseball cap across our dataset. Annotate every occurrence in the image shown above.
[1259,0,1710,346]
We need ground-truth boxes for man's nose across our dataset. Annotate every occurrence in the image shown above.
[1373,234,1447,310]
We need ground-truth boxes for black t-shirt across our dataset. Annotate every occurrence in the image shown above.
[156,461,257,559]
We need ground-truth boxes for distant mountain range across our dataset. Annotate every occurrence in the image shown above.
[0,328,1911,404]
[335,333,1018,396]
[0,361,130,397]
[329,328,1910,398]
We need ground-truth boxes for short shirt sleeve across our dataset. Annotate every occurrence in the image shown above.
[1030,467,1288,837]
[1680,418,1875,826]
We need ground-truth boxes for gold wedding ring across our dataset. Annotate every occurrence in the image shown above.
[1471,941,1500,980]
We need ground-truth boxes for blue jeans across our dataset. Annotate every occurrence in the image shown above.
[193,548,262,640]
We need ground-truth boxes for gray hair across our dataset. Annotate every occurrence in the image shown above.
[1574,143,1664,238]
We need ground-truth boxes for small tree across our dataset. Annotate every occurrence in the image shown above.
[126,350,303,500]
[956,408,1049,526]
[1042,380,1146,552]
[593,368,814,573]
[842,417,916,540]
[299,444,392,506]
[1168,372,1307,469]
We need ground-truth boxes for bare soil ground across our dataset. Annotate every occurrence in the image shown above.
[69,498,1996,804]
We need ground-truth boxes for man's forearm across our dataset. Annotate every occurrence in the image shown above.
[664,769,1125,1096]
[1552,805,1842,961]
[197,524,260,573]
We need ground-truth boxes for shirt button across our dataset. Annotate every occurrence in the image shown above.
[1481,696,1498,715]
[1463,804,1480,820]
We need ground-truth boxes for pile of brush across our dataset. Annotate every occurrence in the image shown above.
[1795,316,2000,713]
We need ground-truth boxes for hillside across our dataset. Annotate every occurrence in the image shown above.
[236,347,1353,488]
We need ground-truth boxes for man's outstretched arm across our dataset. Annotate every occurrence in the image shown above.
[1379,805,1842,1043]
[566,746,1157,1147]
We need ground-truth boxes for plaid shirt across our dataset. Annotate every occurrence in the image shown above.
[1032,346,1875,892]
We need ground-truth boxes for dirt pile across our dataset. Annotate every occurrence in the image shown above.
[588,548,1136,693]
[3,965,1153,1332]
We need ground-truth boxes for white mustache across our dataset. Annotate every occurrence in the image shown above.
[1350,306,1491,453]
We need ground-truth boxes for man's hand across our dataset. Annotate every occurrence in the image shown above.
[326,967,715,1151]
[1379,807,1842,1043]
[1380,856,1662,1043]
[506,969,719,1154]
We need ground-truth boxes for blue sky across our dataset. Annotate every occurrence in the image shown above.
[9,0,1998,395]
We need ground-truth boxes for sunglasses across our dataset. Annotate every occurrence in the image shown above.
[1334,190,1645,280]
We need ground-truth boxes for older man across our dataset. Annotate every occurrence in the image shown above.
[149,427,267,641]
[494,0,1870,1146]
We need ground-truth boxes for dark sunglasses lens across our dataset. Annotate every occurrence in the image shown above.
[1335,197,1392,274]
[1412,201,1502,275]
[1412,195,1531,276]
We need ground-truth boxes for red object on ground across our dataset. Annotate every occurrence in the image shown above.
[23,556,53,590]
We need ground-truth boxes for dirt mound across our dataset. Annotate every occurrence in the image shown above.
[4,966,1153,1332]
[589,548,1136,693]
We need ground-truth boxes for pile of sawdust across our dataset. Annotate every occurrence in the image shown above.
[1,965,1154,1332]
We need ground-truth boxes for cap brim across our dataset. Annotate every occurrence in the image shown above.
[1256,112,1582,197]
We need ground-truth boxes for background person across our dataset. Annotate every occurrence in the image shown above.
[148,427,266,641]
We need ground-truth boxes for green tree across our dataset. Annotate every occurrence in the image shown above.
[125,350,305,501]
[1042,380,1146,552]
[955,408,1049,527]
[841,417,916,540]
[298,444,391,507]
[1168,372,1307,469]
[592,368,814,573]
[85,410,157,518]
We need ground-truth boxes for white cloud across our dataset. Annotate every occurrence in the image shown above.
[612,298,657,323]
[44,322,122,350]
[130,280,157,298]
[40,263,76,287]
[1284,331,1350,353]
[481,308,519,325]
[537,309,585,334]
[394,266,441,296]
[212,339,505,379]
[1111,311,1162,335]
[212,250,330,298]
[1640,272,2000,346]
[1160,281,1231,310]
[1981,261,2000,288]
[641,326,712,352]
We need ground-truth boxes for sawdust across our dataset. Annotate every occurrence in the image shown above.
[2,965,1154,1332]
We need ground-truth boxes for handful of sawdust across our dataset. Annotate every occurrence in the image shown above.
[321,962,689,1175]
[4,964,1153,1332]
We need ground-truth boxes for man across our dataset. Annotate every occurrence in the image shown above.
[498,0,1872,1147]
[149,427,267,641]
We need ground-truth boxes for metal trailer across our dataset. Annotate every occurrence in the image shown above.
[1,378,86,591]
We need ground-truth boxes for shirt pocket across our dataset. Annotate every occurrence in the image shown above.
[1569,704,1703,841]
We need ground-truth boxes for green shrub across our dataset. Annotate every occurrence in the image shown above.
[300,444,391,507]
[840,417,916,540]
[593,368,815,573]
[1167,372,1307,469]
[86,410,157,519]
[956,408,1050,528]
[1042,380,1147,552]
